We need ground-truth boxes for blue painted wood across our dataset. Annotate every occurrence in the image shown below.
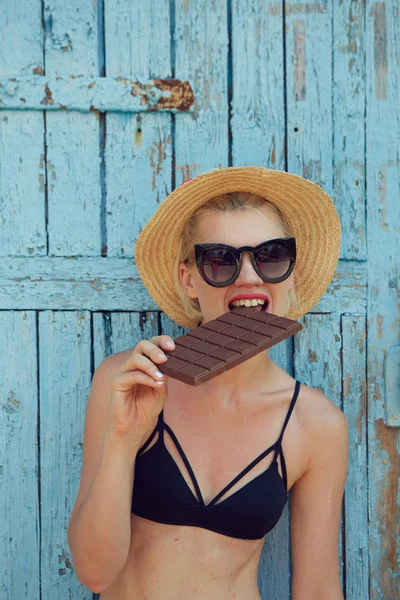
[39,311,92,599]
[333,0,366,261]
[0,311,39,598]
[174,0,229,180]
[366,2,399,598]
[44,0,102,257]
[0,75,194,112]
[0,0,45,257]
[104,0,172,257]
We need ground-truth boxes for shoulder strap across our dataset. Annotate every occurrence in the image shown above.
[276,380,301,447]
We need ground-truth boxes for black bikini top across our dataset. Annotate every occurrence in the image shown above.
[131,380,301,540]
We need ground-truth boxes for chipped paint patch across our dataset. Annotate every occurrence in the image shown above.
[374,419,399,590]
[293,20,306,101]
[372,2,388,100]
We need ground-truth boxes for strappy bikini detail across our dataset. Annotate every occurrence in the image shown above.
[132,380,301,539]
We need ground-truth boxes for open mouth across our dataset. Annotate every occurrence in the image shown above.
[228,299,269,312]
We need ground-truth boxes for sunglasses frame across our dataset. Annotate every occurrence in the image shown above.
[193,237,296,288]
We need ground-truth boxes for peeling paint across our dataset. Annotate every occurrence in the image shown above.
[293,20,306,101]
[40,83,54,106]
[308,349,317,363]
[374,419,399,590]
[149,134,170,191]
[372,2,388,100]
[377,314,383,340]
[270,2,328,16]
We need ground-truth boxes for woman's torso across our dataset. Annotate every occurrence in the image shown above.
[99,350,310,599]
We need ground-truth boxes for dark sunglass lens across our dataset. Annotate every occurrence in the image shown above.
[257,243,291,279]
[202,248,237,283]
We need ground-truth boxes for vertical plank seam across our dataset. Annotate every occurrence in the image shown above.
[227,0,233,167]
[97,0,107,257]
[363,3,371,596]
[340,313,347,596]
[169,0,176,189]
[282,0,288,172]
[41,0,49,255]
[35,310,42,600]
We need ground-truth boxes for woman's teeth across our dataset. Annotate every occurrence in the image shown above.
[230,298,267,309]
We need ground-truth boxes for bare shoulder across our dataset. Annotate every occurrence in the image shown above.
[297,382,348,469]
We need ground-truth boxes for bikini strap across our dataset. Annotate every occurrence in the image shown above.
[273,380,301,461]
[158,408,164,440]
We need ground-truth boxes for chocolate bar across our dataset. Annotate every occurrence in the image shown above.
[158,307,302,386]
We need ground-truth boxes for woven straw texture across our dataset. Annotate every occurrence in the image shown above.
[134,166,341,329]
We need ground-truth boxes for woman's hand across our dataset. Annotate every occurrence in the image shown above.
[106,335,175,445]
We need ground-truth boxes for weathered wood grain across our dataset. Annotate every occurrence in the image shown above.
[342,314,369,599]
[174,0,229,181]
[0,75,194,112]
[0,0,45,256]
[333,0,366,260]
[39,311,92,599]
[285,0,333,194]
[0,311,39,598]
[104,0,173,257]
[231,0,285,169]
[366,2,400,598]
[44,0,102,257]
[295,313,344,590]
[93,311,159,370]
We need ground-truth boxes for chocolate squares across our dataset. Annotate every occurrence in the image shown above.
[158,307,303,386]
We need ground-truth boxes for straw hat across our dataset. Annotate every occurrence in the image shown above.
[134,166,341,329]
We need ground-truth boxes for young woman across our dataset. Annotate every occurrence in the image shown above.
[68,167,348,600]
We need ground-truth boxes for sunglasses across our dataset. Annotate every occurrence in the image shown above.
[193,237,296,287]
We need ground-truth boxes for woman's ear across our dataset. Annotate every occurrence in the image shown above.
[179,261,198,300]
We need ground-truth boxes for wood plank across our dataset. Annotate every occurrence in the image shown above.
[93,311,159,370]
[342,314,369,600]
[231,0,286,169]
[0,75,194,112]
[366,2,400,598]
[294,313,345,591]
[104,0,172,257]
[174,0,229,180]
[285,0,333,195]
[39,311,92,598]
[0,0,45,256]
[230,1,288,596]
[44,0,102,257]
[0,257,366,312]
[0,311,39,598]
[333,0,366,260]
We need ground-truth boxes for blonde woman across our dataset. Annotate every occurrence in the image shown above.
[68,167,348,600]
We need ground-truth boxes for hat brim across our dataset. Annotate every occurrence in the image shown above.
[134,166,341,329]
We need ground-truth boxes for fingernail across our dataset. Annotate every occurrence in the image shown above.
[165,341,175,348]
[155,370,164,379]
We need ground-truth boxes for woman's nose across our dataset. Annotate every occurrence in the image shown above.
[234,253,263,285]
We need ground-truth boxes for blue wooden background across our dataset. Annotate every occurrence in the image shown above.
[0,1,398,599]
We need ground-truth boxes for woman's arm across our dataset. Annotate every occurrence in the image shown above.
[67,354,143,594]
[289,388,349,600]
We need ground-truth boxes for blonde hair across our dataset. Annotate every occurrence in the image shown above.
[172,192,300,323]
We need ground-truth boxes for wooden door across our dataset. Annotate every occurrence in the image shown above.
[0,1,398,599]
